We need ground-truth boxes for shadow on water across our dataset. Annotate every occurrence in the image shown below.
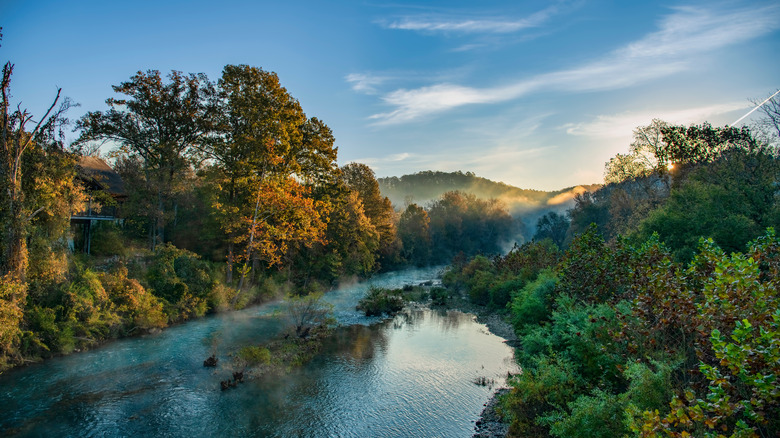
[0,267,517,437]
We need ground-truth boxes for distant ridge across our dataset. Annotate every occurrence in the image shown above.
[377,170,601,217]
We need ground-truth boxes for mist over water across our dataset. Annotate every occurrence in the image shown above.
[0,267,518,437]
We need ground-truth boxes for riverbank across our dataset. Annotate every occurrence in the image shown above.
[441,288,518,346]
[474,388,511,438]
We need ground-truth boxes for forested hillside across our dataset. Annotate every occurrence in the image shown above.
[378,170,600,216]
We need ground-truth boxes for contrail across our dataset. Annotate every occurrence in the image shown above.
[731,88,780,126]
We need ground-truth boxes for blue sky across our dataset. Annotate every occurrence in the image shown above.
[2,0,778,190]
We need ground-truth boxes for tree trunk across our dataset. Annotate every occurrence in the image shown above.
[251,253,260,286]
[3,137,27,282]
[156,185,164,248]
[225,182,236,284]
[5,197,27,282]
[0,63,60,283]
[235,183,264,297]
[226,241,234,284]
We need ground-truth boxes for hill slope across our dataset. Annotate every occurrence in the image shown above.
[377,170,600,217]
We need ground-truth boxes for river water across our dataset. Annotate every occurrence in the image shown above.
[0,268,518,437]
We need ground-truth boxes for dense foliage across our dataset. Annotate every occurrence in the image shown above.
[446,117,780,437]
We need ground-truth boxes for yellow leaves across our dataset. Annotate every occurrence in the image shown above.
[0,275,26,356]
[217,175,329,269]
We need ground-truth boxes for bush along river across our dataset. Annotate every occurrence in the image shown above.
[0,267,518,437]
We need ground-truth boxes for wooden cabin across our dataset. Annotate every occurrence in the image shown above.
[71,156,127,254]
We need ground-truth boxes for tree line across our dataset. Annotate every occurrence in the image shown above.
[444,105,780,437]
[0,59,516,371]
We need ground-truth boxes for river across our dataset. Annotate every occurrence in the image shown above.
[0,267,518,437]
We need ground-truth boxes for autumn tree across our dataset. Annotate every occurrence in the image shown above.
[2,59,84,291]
[324,190,380,277]
[287,175,387,286]
[75,70,217,249]
[1,61,83,366]
[206,65,336,289]
[340,163,398,267]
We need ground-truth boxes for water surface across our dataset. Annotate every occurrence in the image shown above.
[0,268,517,437]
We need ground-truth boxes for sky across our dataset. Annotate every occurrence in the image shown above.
[2,0,779,190]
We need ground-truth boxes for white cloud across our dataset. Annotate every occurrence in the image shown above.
[368,4,780,125]
[369,83,522,124]
[387,152,411,161]
[563,102,751,139]
[382,5,558,34]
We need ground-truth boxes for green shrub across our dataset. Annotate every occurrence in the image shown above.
[89,222,129,258]
[24,305,75,355]
[503,355,586,437]
[145,243,216,320]
[509,270,558,333]
[0,277,25,367]
[622,359,678,413]
[356,286,405,316]
[543,389,628,438]
[429,287,448,306]
[487,276,523,308]
[62,267,122,342]
[101,267,167,331]
[207,283,237,313]
[467,269,494,305]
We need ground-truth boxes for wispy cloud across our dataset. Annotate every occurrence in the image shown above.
[381,5,559,34]
[563,102,751,139]
[368,4,780,125]
[345,73,391,95]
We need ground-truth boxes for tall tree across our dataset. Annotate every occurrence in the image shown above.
[533,212,569,248]
[398,203,431,266]
[604,119,668,184]
[75,70,217,249]
[752,89,780,145]
[1,61,82,367]
[341,163,397,267]
[206,65,336,287]
[655,122,758,172]
[428,191,514,262]
[1,62,73,281]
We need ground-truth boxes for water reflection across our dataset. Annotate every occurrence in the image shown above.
[259,307,519,438]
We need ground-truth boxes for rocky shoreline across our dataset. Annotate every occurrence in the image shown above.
[470,309,516,438]
[442,289,519,346]
[473,388,511,438]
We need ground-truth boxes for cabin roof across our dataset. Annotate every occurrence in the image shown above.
[77,156,126,197]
